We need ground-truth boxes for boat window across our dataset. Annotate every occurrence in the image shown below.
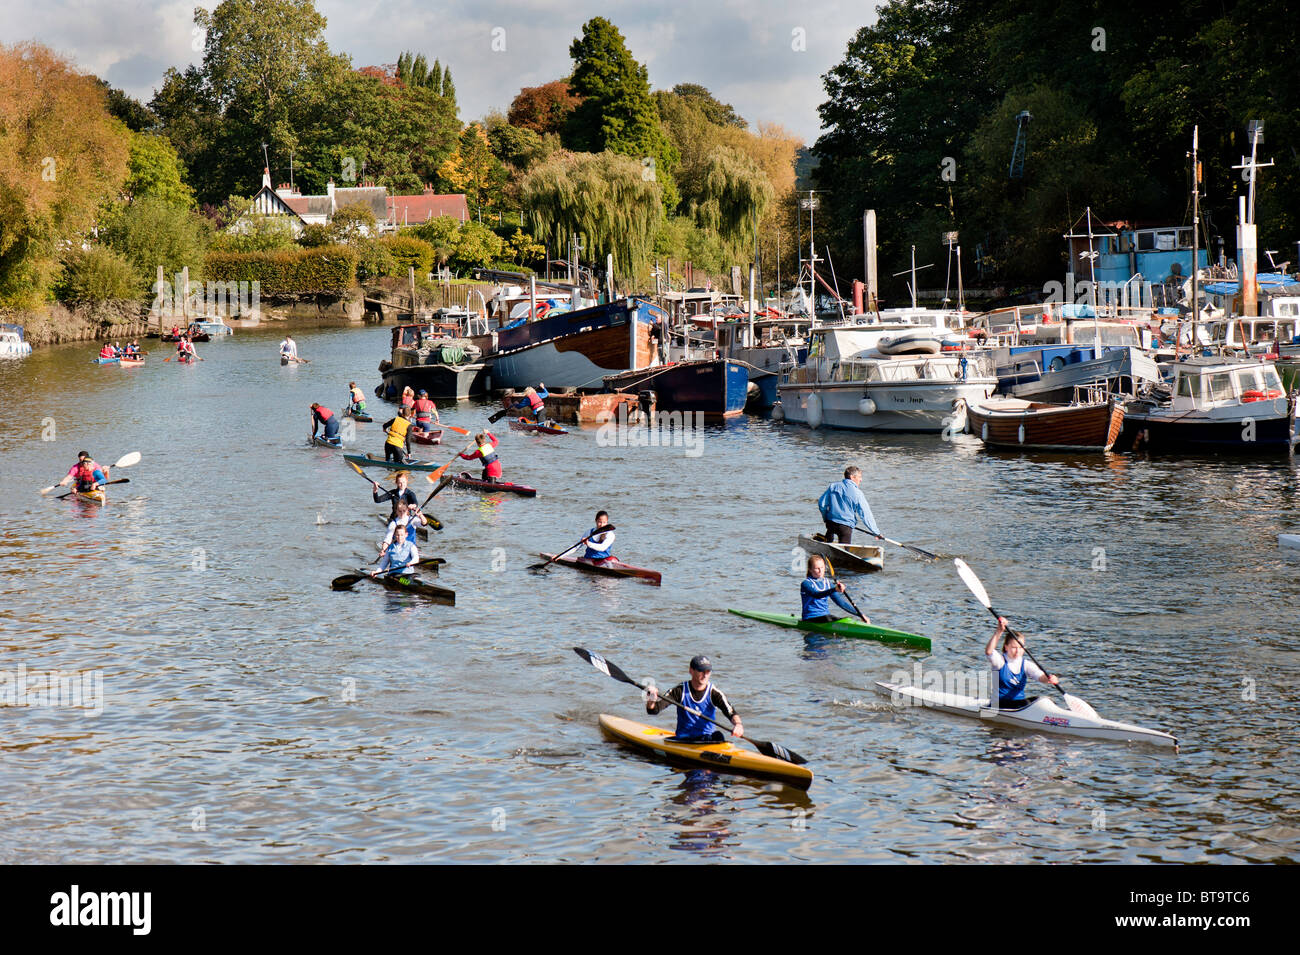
[1207,372,1234,402]
[1263,368,1284,392]
[1137,231,1155,251]
[1177,373,1201,399]
[1235,369,1263,393]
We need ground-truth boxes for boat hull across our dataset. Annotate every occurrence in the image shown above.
[343,453,440,471]
[604,359,749,418]
[1115,398,1295,453]
[598,714,813,790]
[379,362,492,400]
[965,398,1125,451]
[796,535,883,573]
[727,609,929,649]
[778,379,994,432]
[508,419,569,435]
[489,299,660,390]
[75,490,107,506]
[361,572,455,605]
[539,553,661,585]
[453,472,537,496]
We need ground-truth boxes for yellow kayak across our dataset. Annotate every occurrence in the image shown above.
[597,714,813,790]
[75,489,107,505]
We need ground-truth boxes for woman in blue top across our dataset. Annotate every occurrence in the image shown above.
[583,510,615,561]
[801,555,865,623]
[985,616,1059,710]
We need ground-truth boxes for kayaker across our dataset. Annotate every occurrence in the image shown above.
[411,389,440,432]
[986,617,1059,711]
[347,381,368,416]
[801,555,861,623]
[817,465,880,544]
[583,510,615,561]
[310,402,341,445]
[381,407,414,463]
[512,383,549,424]
[459,431,501,482]
[379,500,427,550]
[280,336,298,363]
[645,655,744,742]
[400,386,416,412]
[57,451,108,493]
[372,528,420,578]
[372,470,419,517]
[98,343,115,360]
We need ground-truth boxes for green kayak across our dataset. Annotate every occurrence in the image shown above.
[727,609,930,650]
[343,452,441,472]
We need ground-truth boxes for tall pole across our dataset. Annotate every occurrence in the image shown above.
[1086,206,1100,352]
[808,190,816,307]
[1191,125,1200,352]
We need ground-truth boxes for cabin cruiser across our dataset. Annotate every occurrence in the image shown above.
[0,323,32,358]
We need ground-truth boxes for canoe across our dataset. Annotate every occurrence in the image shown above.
[964,396,1125,452]
[310,435,342,448]
[91,357,120,364]
[598,714,813,790]
[359,571,455,605]
[452,472,537,496]
[343,453,441,472]
[410,428,443,445]
[508,418,569,435]
[118,357,145,367]
[797,534,884,574]
[1280,534,1300,551]
[874,681,1178,750]
[539,553,662,585]
[177,353,197,364]
[345,411,374,423]
[727,609,930,650]
[376,514,429,542]
[75,489,107,506]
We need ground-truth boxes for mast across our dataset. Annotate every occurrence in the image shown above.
[1086,206,1100,352]
[1191,125,1200,354]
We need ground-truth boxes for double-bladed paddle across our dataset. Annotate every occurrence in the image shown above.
[572,647,808,766]
[350,461,443,530]
[40,451,141,495]
[487,406,514,423]
[528,526,616,571]
[57,477,131,499]
[860,525,939,561]
[952,558,1099,719]
[425,439,477,485]
[331,556,446,591]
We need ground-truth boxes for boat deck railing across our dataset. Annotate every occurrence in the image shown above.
[782,353,994,385]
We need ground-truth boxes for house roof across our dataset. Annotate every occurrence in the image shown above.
[334,186,388,220]
[386,192,469,224]
[282,195,334,218]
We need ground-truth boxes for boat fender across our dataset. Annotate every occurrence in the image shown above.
[1242,389,1283,402]
[981,422,989,441]
[807,392,823,430]
[858,397,877,416]
[771,401,785,422]
[1018,424,1025,444]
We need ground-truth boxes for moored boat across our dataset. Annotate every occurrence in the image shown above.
[597,714,813,789]
[602,358,749,418]
[796,534,883,573]
[410,428,443,445]
[727,609,929,649]
[875,681,1178,749]
[962,395,1125,451]
[0,324,32,358]
[538,553,661,585]
[452,472,537,496]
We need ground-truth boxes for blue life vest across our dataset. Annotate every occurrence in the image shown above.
[997,656,1029,702]
[675,681,717,739]
[584,526,612,560]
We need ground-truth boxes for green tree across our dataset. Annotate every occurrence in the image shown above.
[438,124,507,221]
[327,201,377,243]
[54,246,142,304]
[97,80,158,132]
[99,195,211,284]
[396,52,433,88]
[124,133,195,207]
[670,84,746,129]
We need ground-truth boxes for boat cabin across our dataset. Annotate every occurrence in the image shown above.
[1167,357,1286,412]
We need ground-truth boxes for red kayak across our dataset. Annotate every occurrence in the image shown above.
[538,553,661,585]
[508,417,569,435]
[452,471,537,497]
[411,428,443,445]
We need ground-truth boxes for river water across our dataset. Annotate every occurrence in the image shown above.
[0,322,1296,864]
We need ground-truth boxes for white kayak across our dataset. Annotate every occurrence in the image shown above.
[875,681,1178,750]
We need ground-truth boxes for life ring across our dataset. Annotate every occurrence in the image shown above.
[1242,389,1283,402]
[534,302,551,319]
[1049,356,1066,372]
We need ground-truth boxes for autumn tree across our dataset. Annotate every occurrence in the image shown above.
[0,43,131,306]
[438,124,507,222]
[508,81,581,136]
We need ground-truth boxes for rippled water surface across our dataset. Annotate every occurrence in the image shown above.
[1,323,1297,863]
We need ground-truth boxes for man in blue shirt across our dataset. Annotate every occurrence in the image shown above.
[817,465,880,543]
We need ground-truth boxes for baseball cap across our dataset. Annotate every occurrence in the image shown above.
[689,655,712,673]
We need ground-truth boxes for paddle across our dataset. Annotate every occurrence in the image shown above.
[40,451,141,495]
[425,439,476,485]
[57,477,130,499]
[952,558,1099,719]
[420,475,454,506]
[528,526,616,571]
[487,406,514,423]
[352,462,443,531]
[573,647,808,766]
[820,556,869,624]
[440,423,470,436]
[331,555,444,590]
[352,554,446,574]
[860,525,939,561]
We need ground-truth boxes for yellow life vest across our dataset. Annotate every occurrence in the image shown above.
[386,416,412,446]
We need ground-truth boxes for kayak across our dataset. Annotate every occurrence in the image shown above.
[177,353,197,364]
[452,472,537,496]
[91,357,120,364]
[311,435,342,448]
[727,609,930,650]
[508,418,569,435]
[797,534,884,574]
[598,714,813,790]
[353,570,455,605]
[411,428,443,445]
[539,553,661,585]
[74,489,107,506]
[875,681,1178,750]
[343,453,441,472]
[118,357,145,367]
[345,411,373,422]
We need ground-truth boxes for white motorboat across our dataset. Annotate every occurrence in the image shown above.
[0,324,32,358]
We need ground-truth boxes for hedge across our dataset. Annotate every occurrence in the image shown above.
[203,246,358,296]
[380,235,435,277]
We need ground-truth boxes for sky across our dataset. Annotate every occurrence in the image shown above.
[3,0,882,146]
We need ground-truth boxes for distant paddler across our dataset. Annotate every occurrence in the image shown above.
[346,381,368,417]
[57,451,109,494]
[986,616,1059,711]
[512,383,549,424]
[645,655,744,742]
[381,407,414,463]
[399,386,416,412]
[310,402,341,446]
[371,524,420,578]
[582,510,615,562]
[801,555,864,623]
[410,389,440,434]
[280,335,299,363]
[817,465,880,544]
[459,430,501,483]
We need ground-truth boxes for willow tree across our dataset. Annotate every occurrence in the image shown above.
[521,151,663,279]
[681,146,772,249]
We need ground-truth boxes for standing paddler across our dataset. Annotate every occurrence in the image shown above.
[310,402,341,446]
[800,555,863,623]
[511,383,549,424]
[347,381,368,417]
[817,465,880,544]
[644,655,744,743]
[986,616,1059,711]
[381,407,413,463]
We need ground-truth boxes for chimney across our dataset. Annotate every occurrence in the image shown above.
[262,167,272,190]
[276,183,296,197]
